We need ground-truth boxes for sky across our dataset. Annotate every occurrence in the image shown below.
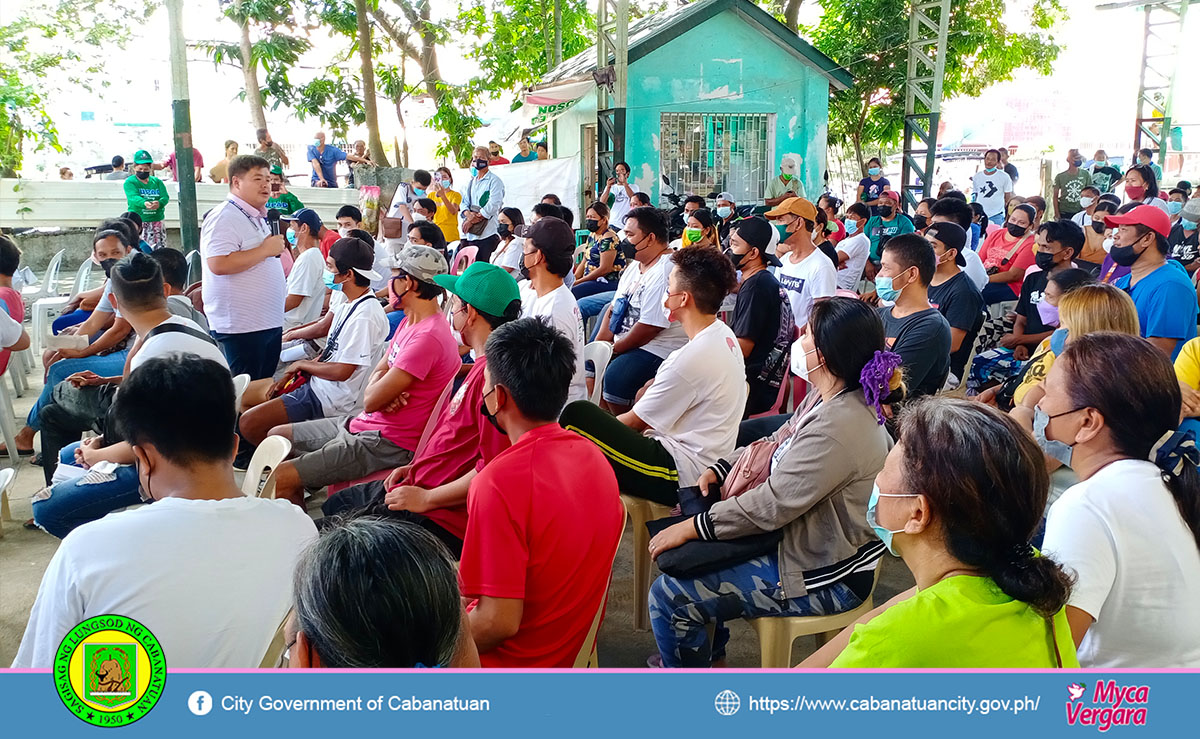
[11,0,1200,186]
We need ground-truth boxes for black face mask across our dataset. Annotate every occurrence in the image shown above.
[880,206,894,218]
[1007,223,1027,238]
[473,159,488,170]
[497,223,511,238]
[1091,221,1106,234]
[1109,240,1145,268]
[135,170,150,181]
[99,258,118,277]
[1034,251,1058,272]
[725,248,747,270]
[480,399,505,435]
[912,214,928,231]
[585,218,601,233]
[619,238,638,260]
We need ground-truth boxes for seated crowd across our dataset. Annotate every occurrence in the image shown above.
[7,152,1200,670]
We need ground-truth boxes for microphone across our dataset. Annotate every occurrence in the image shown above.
[267,208,282,236]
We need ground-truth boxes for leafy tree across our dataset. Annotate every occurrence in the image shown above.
[0,0,153,176]
[805,0,1064,173]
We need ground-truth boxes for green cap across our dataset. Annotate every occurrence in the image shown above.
[270,164,283,176]
[132,150,153,165]
[433,261,520,317]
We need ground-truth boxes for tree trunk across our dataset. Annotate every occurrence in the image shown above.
[783,0,802,32]
[553,0,562,66]
[235,0,267,130]
[355,0,390,167]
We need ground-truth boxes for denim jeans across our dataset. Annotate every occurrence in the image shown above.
[577,291,616,341]
[649,553,865,667]
[31,442,141,539]
[27,351,129,430]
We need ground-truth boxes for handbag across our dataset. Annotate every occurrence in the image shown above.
[463,178,490,236]
[722,394,817,498]
[646,515,783,578]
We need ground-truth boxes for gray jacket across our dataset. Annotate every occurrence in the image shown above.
[703,389,891,598]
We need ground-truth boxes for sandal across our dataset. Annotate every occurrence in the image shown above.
[0,445,35,457]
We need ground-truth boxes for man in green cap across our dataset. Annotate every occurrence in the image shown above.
[265,165,304,215]
[321,260,522,557]
[124,150,170,249]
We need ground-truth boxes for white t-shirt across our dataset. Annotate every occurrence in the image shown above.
[309,291,390,416]
[520,283,588,403]
[970,169,1014,219]
[370,241,391,292]
[835,232,870,291]
[1071,211,1093,228]
[611,251,688,359]
[491,236,525,273]
[132,315,229,372]
[0,304,23,347]
[961,247,988,291]
[95,281,122,319]
[284,246,327,330]
[1043,459,1200,667]
[383,182,416,254]
[633,320,746,487]
[776,249,836,329]
[609,182,641,226]
[12,496,317,668]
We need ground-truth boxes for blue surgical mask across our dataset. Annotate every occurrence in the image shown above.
[414,188,426,198]
[845,219,859,235]
[1168,201,1184,215]
[323,270,343,291]
[866,484,918,556]
[1183,219,1198,231]
[470,166,478,178]
[1033,406,1075,467]
[716,205,732,219]
[874,272,908,302]
[312,139,321,148]
[286,230,297,246]
[868,167,882,176]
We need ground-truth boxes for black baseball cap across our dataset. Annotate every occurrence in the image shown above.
[733,217,782,266]
[926,221,967,266]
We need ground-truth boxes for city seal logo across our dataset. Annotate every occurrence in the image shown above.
[54,615,166,727]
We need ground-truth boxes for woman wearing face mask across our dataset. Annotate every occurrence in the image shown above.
[682,208,719,248]
[978,203,1038,305]
[802,398,1079,668]
[1096,202,1137,284]
[1036,333,1200,667]
[1122,164,1169,214]
[856,158,891,217]
[429,167,462,243]
[646,297,903,668]
[812,209,840,267]
[572,201,625,303]
[817,195,846,245]
[912,197,935,233]
[490,207,526,276]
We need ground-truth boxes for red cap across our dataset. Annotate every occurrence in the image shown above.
[1105,204,1172,239]
[881,190,900,202]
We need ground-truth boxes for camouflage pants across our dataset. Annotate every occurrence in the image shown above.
[649,554,864,668]
[144,221,166,250]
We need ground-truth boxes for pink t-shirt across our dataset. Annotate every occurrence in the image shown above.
[348,312,460,449]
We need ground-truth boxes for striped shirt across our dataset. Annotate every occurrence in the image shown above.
[200,194,286,334]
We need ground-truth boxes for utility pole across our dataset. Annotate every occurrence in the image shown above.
[166,0,199,255]
[900,0,950,211]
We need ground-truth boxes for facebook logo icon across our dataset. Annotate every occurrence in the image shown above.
[188,690,213,716]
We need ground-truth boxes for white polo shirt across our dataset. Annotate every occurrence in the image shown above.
[200,194,286,335]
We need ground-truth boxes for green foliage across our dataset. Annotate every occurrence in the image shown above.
[805,0,1064,168]
[429,84,484,165]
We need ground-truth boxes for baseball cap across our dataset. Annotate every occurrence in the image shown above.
[132,150,153,165]
[925,221,967,266]
[764,197,818,221]
[524,217,575,257]
[394,244,448,284]
[733,217,782,267]
[329,238,382,283]
[716,191,735,204]
[1105,204,1172,239]
[281,207,322,232]
[270,164,283,176]
[881,190,901,203]
[433,260,521,317]
[1181,197,1200,223]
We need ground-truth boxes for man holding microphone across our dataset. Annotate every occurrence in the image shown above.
[201,154,287,379]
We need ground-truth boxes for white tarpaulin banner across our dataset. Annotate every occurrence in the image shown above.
[444,155,581,221]
[496,79,595,142]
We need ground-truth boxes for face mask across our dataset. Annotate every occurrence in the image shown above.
[781,173,793,182]
[412,213,427,222]
[1033,406,1075,467]
[313,139,321,147]
[1006,223,1027,238]
[1079,196,1095,208]
[1125,185,1146,201]
[984,166,997,174]
[726,248,748,270]
[413,188,426,198]
[774,222,792,242]
[880,206,895,218]
[338,227,351,237]
[1037,299,1060,327]
[99,258,118,278]
[716,206,732,219]
[1102,236,1114,253]
[874,272,908,302]
[585,218,601,233]
[912,214,928,231]
[1183,219,1199,231]
[1034,250,1059,271]
[497,223,511,238]
[480,394,505,435]
[1091,221,1106,234]
[1168,201,1184,215]
[469,167,478,177]
[135,170,150,181]
[793,346,823,383]
[474,159,488,170]
[868,167,882,176]
[866,485,918,556]
[286,230,297,246]
[844,219,859,235]
[1109,240,1144,267]
[684,227,703,243]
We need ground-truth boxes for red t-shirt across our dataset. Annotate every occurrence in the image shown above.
[458,424,624,668]
[0,286,24,376]
[828,218,847,245]
[348,312,460,449]
[404,358,511,539]
[978,228,1036,297]
[319,228,339,259]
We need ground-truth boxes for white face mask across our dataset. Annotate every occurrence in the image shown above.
[413,213,427,222]
[1079,196,1094,208]
[1102,237,1114,253]
[338,227,351,237]
[791,341,823,382]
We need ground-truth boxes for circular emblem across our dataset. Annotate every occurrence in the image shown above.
[54,615,166,728]
[714,689,741,716]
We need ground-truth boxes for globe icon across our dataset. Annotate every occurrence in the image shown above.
[714,689,740,716]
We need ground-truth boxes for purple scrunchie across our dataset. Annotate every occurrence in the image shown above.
[860,350,903,424]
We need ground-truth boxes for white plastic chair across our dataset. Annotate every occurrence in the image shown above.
[573,524,625,668]
[0,371,22,466]
[33,259,95,355]
[232,374,251,411]
[20,249,65,306]
[241,436,292,499]
[584,341,614,405]
[0,467,16,538]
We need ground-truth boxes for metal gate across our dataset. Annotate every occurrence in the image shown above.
[659,113,772,204]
